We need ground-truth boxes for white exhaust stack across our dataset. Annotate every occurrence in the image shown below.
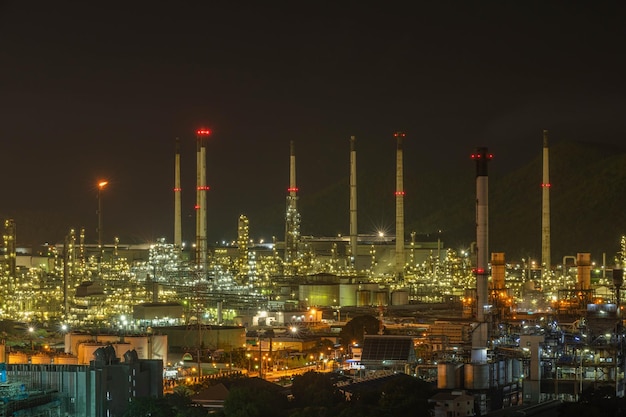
[195,129,211,271]
[471,147,492,353]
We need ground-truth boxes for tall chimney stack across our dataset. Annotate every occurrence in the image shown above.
[174,138,182,249]
[349,136,358,269]
[541,130,551,276]
[394,132,406,281]
[472,148,493,323]
[195,129,211,271]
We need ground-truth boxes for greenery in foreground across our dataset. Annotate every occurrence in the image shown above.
[122,371,435,417]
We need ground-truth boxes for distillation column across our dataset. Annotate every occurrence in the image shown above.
[284,141,301,274]
[195,129,211,271]
[174,137,182,249]
[349,136,358,269]
[394,132,406,281]
[541,130,551,276]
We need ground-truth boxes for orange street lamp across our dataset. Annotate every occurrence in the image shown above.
[97,180,108,248]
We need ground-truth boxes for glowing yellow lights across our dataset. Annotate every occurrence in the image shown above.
[98,180,109,189]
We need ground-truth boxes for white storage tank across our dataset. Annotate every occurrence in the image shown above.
[391,290,409,306]
[356,290,371,307]
[374,290,389,306]
[339,284,358,306]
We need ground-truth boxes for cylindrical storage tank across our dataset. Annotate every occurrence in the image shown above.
[150,334,168,365]
[96,335,119,344]
[437,362,462,390]
[374,290,389,306]
[299,284,340,307]
[357,290,371,307]
[471,347,487,363]
[512,358,521,380]
[53,355,79,365]
[112,343,132,359]
[123,336,149,359]
[497,360,506,386]
[30,354,51,364]
[358,283,380,292]
[505,359,513,384]
[391,290,409,306]
[339,284,358,307]
[464,363,490,390]
[8,352,28,364]
[78,344,104,365]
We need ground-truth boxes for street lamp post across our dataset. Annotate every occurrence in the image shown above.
[28,326,34,350]
[97,180,108,268]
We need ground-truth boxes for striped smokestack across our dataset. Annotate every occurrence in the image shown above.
[174,138,182,249]
[350,136,358,269]
[541,130,551,275]
[394,132,406,281]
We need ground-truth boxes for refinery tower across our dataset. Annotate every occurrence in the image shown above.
[284,140,301,275]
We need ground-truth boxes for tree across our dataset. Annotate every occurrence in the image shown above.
[122,397,174,417]
[376,375,434,417]
[339,315,380,346]
[290,371,344,410]
[222,379,289,417]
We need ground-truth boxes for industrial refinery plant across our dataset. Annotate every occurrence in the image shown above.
[0,129,624,416]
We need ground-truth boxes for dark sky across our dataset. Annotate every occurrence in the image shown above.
[1,1,625,246]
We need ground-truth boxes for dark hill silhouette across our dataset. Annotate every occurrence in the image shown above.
[285,140,626,265]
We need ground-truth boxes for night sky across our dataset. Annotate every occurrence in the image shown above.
[1,2,625,247]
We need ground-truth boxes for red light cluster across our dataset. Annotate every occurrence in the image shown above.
[471,153,494,159]
[395,191,406,196]
[194,205,200,210]
[196,129,211,136]
[287,187,299,192]
[541,183,551,188]
[173,187,181,192]
[393,132,406,137]
[472,268,486,274]
[197,186,210,191]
